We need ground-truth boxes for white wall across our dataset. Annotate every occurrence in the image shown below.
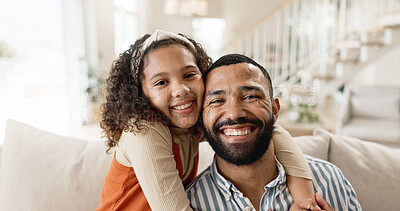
[142,0,222,35]
[221,0,285,47]
[86,0,223,78]
[82,0,115,79]
[143,0,193,35]
[96,0,115,77]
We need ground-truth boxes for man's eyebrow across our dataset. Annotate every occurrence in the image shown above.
[238,85,263,93]
[205,90,225,99]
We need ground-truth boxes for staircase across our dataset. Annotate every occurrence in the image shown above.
[221,0,400,113]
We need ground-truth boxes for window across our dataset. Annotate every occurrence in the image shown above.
[0,0,71,144]
[114,0,140,55]
[192,18,226,60]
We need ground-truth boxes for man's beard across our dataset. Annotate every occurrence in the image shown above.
[204,117,274,166]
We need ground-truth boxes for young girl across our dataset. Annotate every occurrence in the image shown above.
[96,30,315,211]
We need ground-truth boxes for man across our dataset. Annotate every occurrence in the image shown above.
[186,54,361,211]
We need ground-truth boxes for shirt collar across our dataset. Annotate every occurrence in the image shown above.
[265,157,286,190]
[209,155,287,201]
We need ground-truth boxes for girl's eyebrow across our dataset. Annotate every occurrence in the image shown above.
[149,65,198,81]
[182,65,199,71]
[150,72,168,81]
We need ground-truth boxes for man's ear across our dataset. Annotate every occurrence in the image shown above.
[272,98,280,122]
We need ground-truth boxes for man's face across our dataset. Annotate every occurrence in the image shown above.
[202,63,278,166]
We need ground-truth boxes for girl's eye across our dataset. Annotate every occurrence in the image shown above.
[184,72,197,79]
[154,80,168,86]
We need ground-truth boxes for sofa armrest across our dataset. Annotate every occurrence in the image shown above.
[0,145,2,184]
[336,86,351,133]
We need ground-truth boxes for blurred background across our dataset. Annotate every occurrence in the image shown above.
[1,0,399,146]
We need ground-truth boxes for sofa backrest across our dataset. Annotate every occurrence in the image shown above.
[326,131,400,211]
[0,119,113,211]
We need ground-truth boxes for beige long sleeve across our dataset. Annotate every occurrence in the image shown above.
[116,122,194,211]
[273,125,313,180]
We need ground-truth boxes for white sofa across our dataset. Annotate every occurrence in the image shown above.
[1,119,399,211]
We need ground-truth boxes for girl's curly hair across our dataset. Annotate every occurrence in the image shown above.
[100,33,212,153]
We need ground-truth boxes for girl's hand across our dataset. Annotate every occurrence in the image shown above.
[316,192,336,211]
[289,198,321,211]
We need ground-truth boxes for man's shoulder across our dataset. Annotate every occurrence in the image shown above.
[305,155,340,170]
[185,166,213,193]
[304,155,346,179]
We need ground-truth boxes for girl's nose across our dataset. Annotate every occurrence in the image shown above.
[171,83,190,97]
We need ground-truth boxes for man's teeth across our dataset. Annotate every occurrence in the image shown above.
[223,128,251,136]
[173,102,193,110]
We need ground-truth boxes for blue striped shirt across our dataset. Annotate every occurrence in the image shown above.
[186,155,362,211]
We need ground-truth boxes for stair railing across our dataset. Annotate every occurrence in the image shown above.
[221,0,400,108]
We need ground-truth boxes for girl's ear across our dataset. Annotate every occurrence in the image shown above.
[272,98,280,122]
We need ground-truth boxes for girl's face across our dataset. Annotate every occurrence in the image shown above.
[141,44,204,129]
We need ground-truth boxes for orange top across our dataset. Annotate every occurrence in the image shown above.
[96,141,198,211]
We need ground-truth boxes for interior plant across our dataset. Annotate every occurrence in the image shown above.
[85,67,104,103]
[289,102,319,123]
[85,67,104,124]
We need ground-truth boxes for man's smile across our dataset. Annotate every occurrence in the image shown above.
[217,123,261,143]
[221,126,252,136]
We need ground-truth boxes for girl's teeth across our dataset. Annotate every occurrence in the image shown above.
[173,102,192,110]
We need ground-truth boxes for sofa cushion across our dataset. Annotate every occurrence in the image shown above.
[0,119,112,211]
[350,96,399,120]
[340,117,400,143]
[327,131,400,211]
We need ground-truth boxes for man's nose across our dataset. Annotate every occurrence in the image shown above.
[223,99,246,120]
[171,82,190,97]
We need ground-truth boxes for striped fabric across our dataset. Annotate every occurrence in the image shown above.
[186,155,362,211]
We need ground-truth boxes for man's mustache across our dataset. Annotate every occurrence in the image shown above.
[213,117,263,133]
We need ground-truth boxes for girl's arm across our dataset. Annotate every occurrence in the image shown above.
[272,125,316,203]
[119,122,192,211]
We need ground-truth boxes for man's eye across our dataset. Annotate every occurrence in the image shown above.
[244,95,260,100]
[184,73,197,79]
[210,99,224,104]
[154,80,168,86]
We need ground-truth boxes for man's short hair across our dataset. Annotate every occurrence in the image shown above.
[205,54,273,100]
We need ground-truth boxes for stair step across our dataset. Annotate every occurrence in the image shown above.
[378,10,400,27]
[383,23,400,29]
[286,85,311,97]
[323,56,359,65]
[336,41,362,49]
[297,70,335,81]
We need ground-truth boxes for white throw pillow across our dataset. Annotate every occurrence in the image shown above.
[0,119,113,211]
[328,132,400,210]
[293,128,331,161]
[198,141,215,174]
[350,96,399,120]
